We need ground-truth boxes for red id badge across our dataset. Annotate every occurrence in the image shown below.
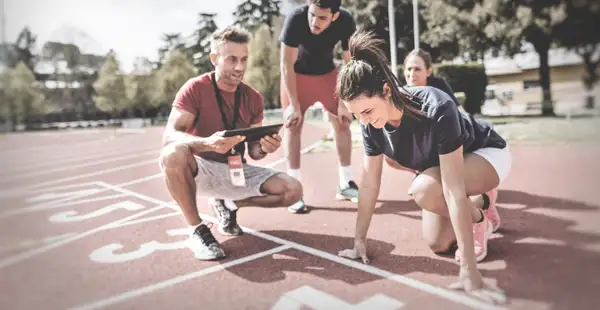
[227,153,246,187]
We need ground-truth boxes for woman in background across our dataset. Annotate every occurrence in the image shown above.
[403,48,462,108]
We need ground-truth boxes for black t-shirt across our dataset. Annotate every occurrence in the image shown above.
[361,86,506,172]
[427,75,460,107]
[279,5,356,75]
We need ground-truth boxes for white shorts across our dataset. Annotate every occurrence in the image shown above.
[473,145,512,184]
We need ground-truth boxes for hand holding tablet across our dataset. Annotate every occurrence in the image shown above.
[222,123,284,142]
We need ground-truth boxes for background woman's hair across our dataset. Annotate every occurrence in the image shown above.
[336,30,422,118]
[403,48,433,69]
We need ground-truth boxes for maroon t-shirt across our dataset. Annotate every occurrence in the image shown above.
[172,71,264,163]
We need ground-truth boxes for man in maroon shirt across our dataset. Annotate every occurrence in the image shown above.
[158,26,303,260]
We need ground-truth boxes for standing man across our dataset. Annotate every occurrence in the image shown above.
[159,26,303,261]
[280,0,358,213]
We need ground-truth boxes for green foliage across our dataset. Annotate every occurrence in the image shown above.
[0,62,48,127]
[244,21,283,109]
[10,27,37,71]
[344,0,458,62]
[421,0,514,61]
[553,0,600,90]
[233,0,282,34]
[92,52,129,114]
[157,33,187,68]
[154,49,197,105]
[125,75,157,117]
[189,13,218,73]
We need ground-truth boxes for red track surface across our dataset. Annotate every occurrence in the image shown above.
[0,125,598,310]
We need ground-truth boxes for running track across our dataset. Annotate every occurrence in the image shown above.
[0,124,598,310]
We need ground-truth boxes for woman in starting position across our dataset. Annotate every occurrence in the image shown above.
[336,30,511,303]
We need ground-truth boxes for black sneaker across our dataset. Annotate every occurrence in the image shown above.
[189,224,226,260]
[209,198,243,236]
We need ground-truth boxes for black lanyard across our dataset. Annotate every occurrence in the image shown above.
[211,72,242,130]
[211,72,244,156]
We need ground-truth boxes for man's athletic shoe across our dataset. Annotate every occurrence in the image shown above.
[209,198,243,236]
[455,211,494,263]
[482,188,501,232]
[288,197,308,214]
[336,180,359,203]
[189,223,226,260]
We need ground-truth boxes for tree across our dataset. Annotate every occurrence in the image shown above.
[233,0,282,34]
[125,57,159,118]
[0,62,48,131]
[554,0,600,108]
[12,27,38,72]
[344,0,454,65]
[154,49,197,106]
[421,0,568,116]
[93,51,129,121]
[157,33,187,69]
[421,0,514,61]
[189,13,219,73]
[516,1,567,115]
[245,21,283,109]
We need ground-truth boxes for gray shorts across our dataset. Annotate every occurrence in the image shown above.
[160,155,281,201]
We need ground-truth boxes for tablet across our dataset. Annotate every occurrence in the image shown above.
[223,123,284,142]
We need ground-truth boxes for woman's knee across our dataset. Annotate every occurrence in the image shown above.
[427,238,456,254]
[160,142,192,170]
[408,170,442,212]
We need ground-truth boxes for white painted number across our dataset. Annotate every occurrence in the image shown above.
[89,228,202,264]
[48,200,145,223]
[271,286,404,310]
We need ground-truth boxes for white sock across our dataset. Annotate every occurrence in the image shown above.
[339,165,353,188]
[287,168,301,182]
[223,199,238,211]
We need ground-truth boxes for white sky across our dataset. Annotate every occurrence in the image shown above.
[3,0,294,72]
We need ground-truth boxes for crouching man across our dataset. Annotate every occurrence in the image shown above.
[159,26,302,260]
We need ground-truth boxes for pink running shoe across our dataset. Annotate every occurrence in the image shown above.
[455,212,494,263]
[483,188,501,232]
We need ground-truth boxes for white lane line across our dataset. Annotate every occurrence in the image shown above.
[69,245,292,310]
[0,194,129,219]
[0,148,159,179]
[0,158,158,198]
[0,134,135,156]
[17,182,102,195]
[111,211,181,229]
[1,149,158,183]
[83,184,504,310]
[0,174,162,218]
